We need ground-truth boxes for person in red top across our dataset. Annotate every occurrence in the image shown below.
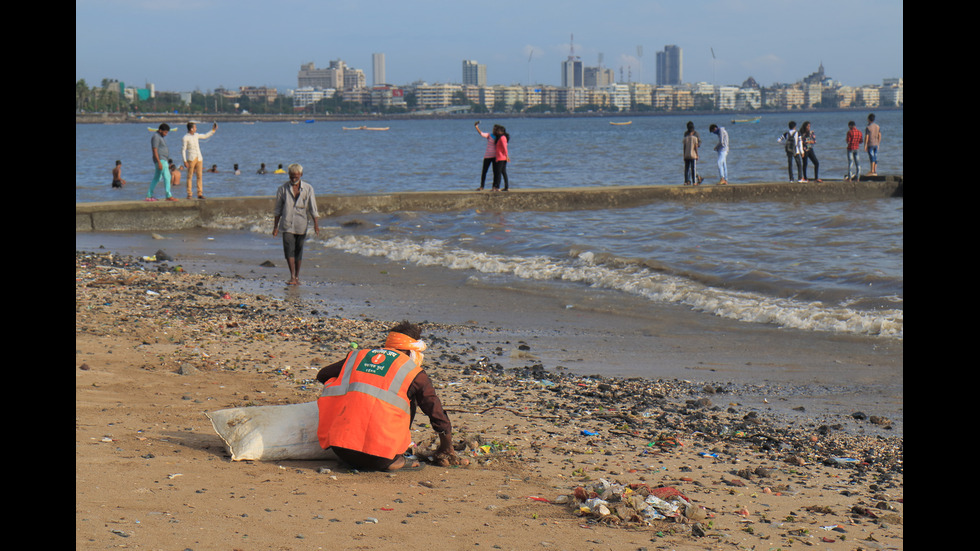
[491,125,510,191]
[316,321,467,471]
[845,121,862,181]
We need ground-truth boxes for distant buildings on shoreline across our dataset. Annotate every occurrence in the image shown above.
[285,56,902,113]
[89,46,903,114]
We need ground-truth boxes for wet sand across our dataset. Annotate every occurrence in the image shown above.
[76,231,903,550]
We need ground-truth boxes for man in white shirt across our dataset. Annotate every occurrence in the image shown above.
[182,121,217,199]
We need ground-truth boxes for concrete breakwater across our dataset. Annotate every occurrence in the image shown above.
[76,177,902,232]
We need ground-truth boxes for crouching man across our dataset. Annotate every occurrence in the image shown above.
[316,321,468,471]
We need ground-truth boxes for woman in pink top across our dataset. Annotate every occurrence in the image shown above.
[474,121,496,190]
[492,125,510,191]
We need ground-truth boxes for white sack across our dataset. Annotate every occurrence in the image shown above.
[206,401,336,461]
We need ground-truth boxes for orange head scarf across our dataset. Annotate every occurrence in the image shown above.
[384,331,427,368]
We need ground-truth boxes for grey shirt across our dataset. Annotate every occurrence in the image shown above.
[274,180,319,234]
[151,132,169,164]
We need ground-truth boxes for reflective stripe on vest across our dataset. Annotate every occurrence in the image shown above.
[320,349,418,416]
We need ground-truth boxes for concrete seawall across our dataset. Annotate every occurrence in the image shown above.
[76,177,902,232]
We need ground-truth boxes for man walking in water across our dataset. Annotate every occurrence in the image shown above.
[272,163,319,285]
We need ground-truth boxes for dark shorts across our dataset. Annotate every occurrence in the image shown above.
[331,446,398,471]
[281,232,307,260]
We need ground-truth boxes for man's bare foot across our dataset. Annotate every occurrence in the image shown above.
[387,455,425,471]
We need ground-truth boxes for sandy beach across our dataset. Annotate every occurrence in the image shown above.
[76,240,902,550]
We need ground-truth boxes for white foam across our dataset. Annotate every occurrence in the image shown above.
[320,234,903,339]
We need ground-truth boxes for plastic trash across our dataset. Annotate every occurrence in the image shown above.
[644,494,681,518]
[583,498,611,516]
[581,429,599,436]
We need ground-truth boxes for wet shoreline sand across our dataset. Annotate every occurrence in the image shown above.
[76,234,902,549]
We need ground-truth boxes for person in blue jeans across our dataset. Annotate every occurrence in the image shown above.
[709,124,729,185]
[147,123,177,201]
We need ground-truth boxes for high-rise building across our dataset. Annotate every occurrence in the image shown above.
[462,60,486,86]
[561,57,583,88]
[372,53,386,87]
[655,45,682,86]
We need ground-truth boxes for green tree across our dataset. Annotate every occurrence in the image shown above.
[76,79,91,111]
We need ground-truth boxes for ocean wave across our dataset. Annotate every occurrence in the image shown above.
[317,233,903,339]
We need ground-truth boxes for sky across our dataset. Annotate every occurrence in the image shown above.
[76,0,903,93]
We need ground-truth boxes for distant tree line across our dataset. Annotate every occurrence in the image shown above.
[76,79,299,115]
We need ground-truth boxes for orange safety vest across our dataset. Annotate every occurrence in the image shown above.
[317,348,422,459]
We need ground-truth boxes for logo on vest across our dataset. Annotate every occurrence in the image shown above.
[355,349,397,376]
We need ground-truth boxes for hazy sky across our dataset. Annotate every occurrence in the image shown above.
[76,0,903,92]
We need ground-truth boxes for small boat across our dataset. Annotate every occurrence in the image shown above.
[343,126,390,131]
[305,119,315,124]
[609,121,632,126]
[731,116,761,124]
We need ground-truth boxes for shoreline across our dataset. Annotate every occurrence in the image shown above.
[75,227,904,434]
[76,106,904,125]
[76,246,903,549]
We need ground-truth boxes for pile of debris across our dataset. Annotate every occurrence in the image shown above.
[555,478,710,527]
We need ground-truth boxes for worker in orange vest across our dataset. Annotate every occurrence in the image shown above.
[316,321,467,471]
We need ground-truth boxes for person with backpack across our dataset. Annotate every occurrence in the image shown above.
[778,121,804,182]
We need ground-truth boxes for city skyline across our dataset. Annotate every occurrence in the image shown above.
[76,0,902,93]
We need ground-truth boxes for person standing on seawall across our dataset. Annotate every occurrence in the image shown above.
[864,113,882,176]
[272,163,319,286]
[146,123,177,201]
[473,121,497,191]
[844,121,862,181]
[778,121,804,182]
[709,124,728,185]
[799,121,821,182]
[683,121,703,186]
[492,125,511,191]
[181,121,217,199]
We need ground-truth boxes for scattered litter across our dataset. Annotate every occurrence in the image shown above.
[555,479,705,526]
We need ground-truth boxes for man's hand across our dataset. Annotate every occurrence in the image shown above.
[432,449,469,467]
[432,433,469,467]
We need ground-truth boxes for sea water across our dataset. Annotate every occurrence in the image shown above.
[76,111,903,339]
